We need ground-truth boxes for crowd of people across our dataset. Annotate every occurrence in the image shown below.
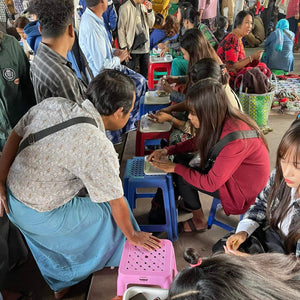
[0,0,300,299]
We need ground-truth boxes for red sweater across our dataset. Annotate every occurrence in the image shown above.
[167,118,270,215]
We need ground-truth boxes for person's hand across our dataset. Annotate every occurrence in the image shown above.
[160,78,173,93]
[144,0,152,10]
[149,111,172,123]
[149,157,176,173]
[127,231,161,251]
[223,245,250,256]
[114,49,130,63]
[0,182,9,217]
[165,76,180,84]
[160,47,169,57]
[226,231,248,251]
[251,50,264,61]
[148,148,168,163]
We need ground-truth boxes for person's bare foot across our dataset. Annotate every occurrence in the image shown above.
[54,287,70,299]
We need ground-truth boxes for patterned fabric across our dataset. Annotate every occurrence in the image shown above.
[217,33,271,88]
[30,43,86,104]
[0,0,11,23]
[236,170,300,257]
[286,0,300,19]
[7,98,124,212]
[217,33,245,67]
[198,23,218,49]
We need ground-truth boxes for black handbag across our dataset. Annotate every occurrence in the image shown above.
[131,6,148,50]
[132,32,148,50]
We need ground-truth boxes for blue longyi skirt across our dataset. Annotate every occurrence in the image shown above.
[7,188,139,292]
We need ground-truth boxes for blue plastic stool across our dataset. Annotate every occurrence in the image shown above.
[139,96,171,119]
[123,157,178,242]
[207,198,243,231]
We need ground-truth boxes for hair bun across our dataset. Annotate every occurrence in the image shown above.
[184,248,201,265]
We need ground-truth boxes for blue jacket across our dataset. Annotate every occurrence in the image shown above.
[24,21,84,80]
[262,30,294,72]
[102,4,117,42]
[150,28,178,50]
[24,21,41,54]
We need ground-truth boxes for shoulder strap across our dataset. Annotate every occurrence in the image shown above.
[203,130,259,173]
[17,117,97,155]
[152,34,167,49]
[79,47,95,80]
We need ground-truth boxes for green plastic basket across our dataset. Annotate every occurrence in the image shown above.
[237,74,276,128]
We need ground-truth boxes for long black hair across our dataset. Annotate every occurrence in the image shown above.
[186,78,267,170]
[267,119,300,254]
[168,248,300,300]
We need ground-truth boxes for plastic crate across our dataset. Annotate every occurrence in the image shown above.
[123,286,169,300]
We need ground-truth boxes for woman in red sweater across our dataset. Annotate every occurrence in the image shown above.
[148,78,269,233]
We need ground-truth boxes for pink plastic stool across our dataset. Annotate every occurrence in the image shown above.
[135,127,170,156]
[148,62,172,89]
[117,239,178,296]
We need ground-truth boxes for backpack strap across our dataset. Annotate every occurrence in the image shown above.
[17,117,97,155]
[203,130,259,173]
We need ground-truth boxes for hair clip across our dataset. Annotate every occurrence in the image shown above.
[190,258,202,267]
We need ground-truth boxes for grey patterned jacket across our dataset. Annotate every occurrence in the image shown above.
[243,169,300,257]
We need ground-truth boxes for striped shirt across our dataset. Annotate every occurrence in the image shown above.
[30,42,86,104]
[0,0,12,23]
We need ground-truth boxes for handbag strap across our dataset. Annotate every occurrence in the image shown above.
[152,34,167,49]
[203,130,259,172]
[17,117,97,155]
[79,47,95,80]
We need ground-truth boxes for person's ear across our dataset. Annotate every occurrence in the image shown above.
[113,107,124,119]
[68,24,74,38]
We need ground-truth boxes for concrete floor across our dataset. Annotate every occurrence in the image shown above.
[4,49,300,299]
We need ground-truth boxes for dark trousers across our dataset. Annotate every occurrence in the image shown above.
[173,153,219,210]
[127,52,149,79]
[260,0,274,36]
[287,17,298,35]
[0,213,28,288]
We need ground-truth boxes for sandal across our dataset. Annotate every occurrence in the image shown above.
[178,218,207,233]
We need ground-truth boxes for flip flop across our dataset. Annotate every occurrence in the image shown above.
[178,218,207,233]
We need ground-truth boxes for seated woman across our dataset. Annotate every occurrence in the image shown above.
[161,29,240,109]
[150,15,179,50]
[157,2,193,58]
[223,118,300,258]
[261,19,294,73]
[150,58,241,145]
[217,10,270,88]
[0,70,161,299]
[148,79,269,233]
[168,248,300,300]
[170,6,218,76]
